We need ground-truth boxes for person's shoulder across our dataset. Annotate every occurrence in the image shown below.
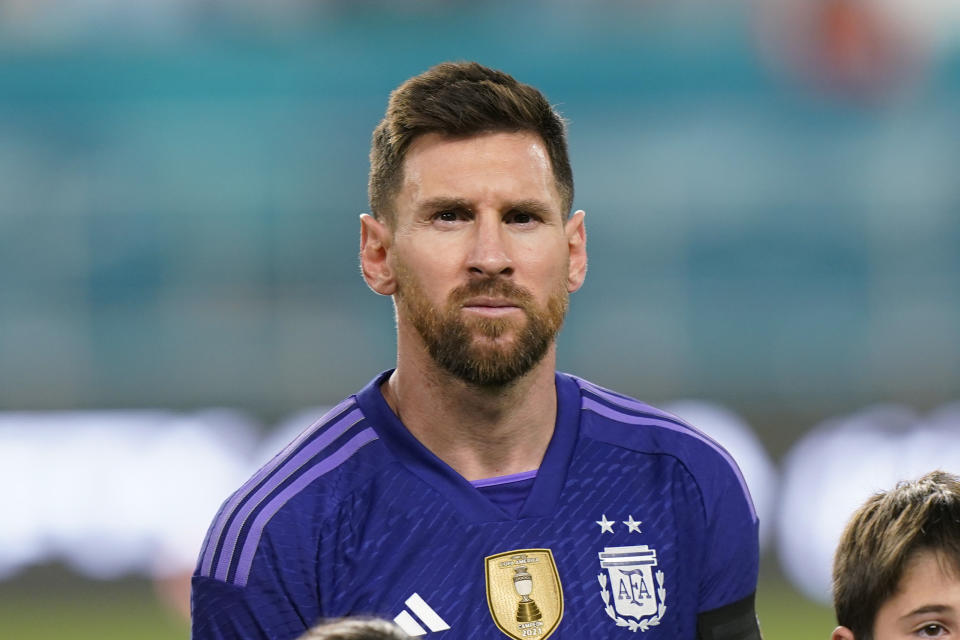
[193,395,390,586]
[566,374,679,428]
[566,375,701,445]
[564,374,749,489]
[244,395,391,511]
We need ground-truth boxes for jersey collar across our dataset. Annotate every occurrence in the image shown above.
[354,369,581,522]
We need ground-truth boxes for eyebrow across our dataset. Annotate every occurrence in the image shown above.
[416,197,558,218]
[416,197,472,214]
[901,604,954,619]
[507,199,558,218]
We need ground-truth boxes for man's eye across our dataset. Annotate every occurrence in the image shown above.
[508,211,537,225]
[916,623,947,638]
[436,210,459,222]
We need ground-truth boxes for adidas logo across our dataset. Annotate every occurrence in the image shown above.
[393,593,450,636]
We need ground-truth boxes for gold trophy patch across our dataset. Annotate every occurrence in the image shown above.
[485,549,563,639]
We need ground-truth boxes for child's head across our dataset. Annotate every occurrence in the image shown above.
[831,470,960,640]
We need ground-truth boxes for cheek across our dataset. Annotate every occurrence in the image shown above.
[394,252,459,301]
[526,251,570,290]
[398,235,463,271]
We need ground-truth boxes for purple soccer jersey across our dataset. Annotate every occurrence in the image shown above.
[192,371,759,640]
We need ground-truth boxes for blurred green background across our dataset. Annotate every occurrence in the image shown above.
[2,0,958,637]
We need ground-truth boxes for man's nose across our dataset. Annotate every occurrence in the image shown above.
[466,214,513,278]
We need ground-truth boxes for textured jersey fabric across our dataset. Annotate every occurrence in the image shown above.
[192,370,759,640]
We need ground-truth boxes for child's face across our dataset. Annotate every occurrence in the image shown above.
[873,550,960,640]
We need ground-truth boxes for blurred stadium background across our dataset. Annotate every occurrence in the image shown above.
[1,1,958,638]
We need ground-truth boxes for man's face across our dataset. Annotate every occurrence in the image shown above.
[872,550,960,640]
[386,130,586,387]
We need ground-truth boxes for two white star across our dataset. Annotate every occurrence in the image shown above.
[595,514,642,534]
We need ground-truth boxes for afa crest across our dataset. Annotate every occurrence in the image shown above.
[597,545,667,632]
[485,549,564,640]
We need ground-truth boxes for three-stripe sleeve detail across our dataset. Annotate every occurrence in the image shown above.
[197,399,379,586]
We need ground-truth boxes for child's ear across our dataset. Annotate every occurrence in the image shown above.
[831,626,856,640]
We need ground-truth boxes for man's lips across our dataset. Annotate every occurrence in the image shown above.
[461,297,523,317]
[462,296,518,308]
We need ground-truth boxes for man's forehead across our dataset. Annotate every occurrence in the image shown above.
[405,129,548,155]
[398,131,562,208]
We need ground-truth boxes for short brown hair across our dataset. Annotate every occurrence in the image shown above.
[368,61,573,224]
[832,470,960,639]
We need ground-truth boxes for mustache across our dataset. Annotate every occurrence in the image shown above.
[448,278,534,306]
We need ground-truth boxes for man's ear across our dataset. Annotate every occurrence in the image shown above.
[831,626,855,640]
[565,209,587,293]
[359,213,396,296]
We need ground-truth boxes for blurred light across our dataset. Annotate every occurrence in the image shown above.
[0,410,257,580]
[776,403,960,603]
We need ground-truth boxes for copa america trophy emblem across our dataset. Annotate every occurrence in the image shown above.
[485,549,564,640]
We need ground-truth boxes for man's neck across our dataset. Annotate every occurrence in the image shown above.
[380,350,559,483]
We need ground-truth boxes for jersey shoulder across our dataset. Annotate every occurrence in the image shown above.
[194,396,390,587]
[566,374,757,522]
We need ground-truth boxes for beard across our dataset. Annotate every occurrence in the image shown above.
[394,266,569,388]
